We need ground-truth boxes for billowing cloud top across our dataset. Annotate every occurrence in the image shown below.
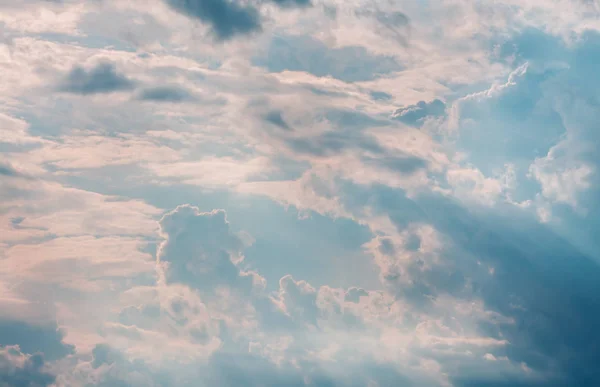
[2,0,600,386]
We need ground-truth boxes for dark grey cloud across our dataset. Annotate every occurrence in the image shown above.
[58,62,134,95]
[0,347,55,387]
[370,90,392,101]
[362,154,428,175]
[391,99,446,127]
[284,109,388,157]
[0,162,21,177]
[166,0,261,40]
[305,86,348,98]
[269,0,311,8]
[288,131,382,157]
[136,86,195,102]
[164,0,314,40]
[263,110,291,130]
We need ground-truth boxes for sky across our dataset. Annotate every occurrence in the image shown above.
[1,0,600,386]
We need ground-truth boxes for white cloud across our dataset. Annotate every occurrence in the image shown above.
[23,131,181,170]
[0,236,155,291]
[529,137,593,208]
[0,1,86,35]
[148,156,273,188]
[446,167,505,206]
[0,113,44,145]
[1,180,160,237]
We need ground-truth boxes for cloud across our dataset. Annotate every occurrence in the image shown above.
[76,342,416,387]
[286,131,380,158]
[276,275,319,325]
[344,287,368,303]
[164,0,315,41]
[158,205,264,293]
[362,154,429,175]
[0,0,83,35]
[269,0,311,8]
[97,204,511,385]
[69,343,170,387]
[0,321,74,361]
[345,183,600,385]
[0,346,55,387]
[5,2,600,387]
[1,236,156,292]
[0,162,21,177]
[112,283,223,361]
[370,90,392,101]
[0,179,160,241]
[136,86,196,102]
[247,169,600,385]
[14,194,585,386]
[0,113,43,146]
[447,28,600,249]
[263,110,291,130]
[392,99,446,127]
[58,62,134,95]
[357,9,411,46]
[23,131,180,169]
[528,139,593,207]
[165,0,261,40]
[146,156,273,188]
[276,109,388,158]
[255,35,401,82]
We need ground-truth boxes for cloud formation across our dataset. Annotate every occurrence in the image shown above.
[3,1,600,386]
[255,35,401,82]
[392,99,446,127]
[0,321,74,362]
[58,62,135,95]
[136,86,196,102]
[270,0,311,8]
[0,346,55,387]
[166,0,262,40]
[158,205,263,293]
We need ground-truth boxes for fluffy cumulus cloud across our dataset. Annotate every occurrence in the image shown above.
[2,0,600,386]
